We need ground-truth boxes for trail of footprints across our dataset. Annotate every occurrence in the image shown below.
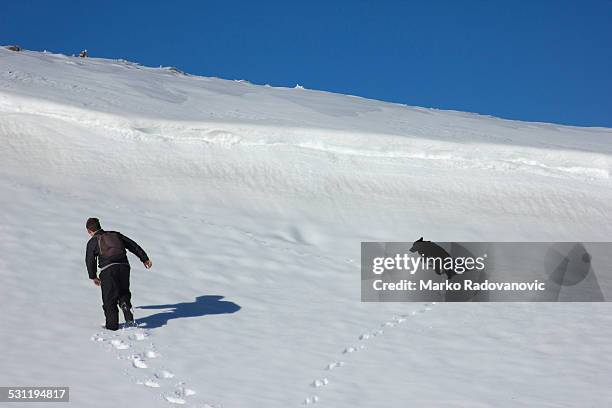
[91,324,216,407]
[303,302,435,405]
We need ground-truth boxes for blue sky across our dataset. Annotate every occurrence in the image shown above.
[2,0,611,127]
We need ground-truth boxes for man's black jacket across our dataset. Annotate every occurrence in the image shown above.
[85,229,149,279]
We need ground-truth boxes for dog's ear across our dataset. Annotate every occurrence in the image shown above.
[418,237,423,242]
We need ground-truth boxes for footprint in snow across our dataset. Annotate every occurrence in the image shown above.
[156,369,175,379]
[311,378,329,388]
[326,361,344,370]
[111,339,130,350]
[131,355,148,369]
[143,379,160,388]
[129,331,149,341]
[343,345,364,354]
[163,384,196,405]
[303,395,319,405]
[164,395,186,405]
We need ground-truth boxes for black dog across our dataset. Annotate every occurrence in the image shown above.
[410,237,456,279]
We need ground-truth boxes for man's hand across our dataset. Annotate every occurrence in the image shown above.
[92,277,101,286]
[144,259,152,269]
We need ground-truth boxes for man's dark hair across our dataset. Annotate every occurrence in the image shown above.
[86,217,101,232]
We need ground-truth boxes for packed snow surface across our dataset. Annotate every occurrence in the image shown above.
[1,48,611,407]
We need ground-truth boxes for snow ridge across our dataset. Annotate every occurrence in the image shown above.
[0,92,609,182]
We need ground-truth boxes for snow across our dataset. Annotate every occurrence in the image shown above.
[1,47,611,407]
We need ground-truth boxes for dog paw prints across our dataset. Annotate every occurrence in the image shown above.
[326,361,344,371]
[312,378,329,388]
[342,345,365,354]
[303,395,320,405]
[302,303,436,405]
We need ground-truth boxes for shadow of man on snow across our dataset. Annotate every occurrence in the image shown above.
[136,295,241,329]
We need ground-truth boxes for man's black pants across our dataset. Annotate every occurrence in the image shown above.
[100,264,131,330]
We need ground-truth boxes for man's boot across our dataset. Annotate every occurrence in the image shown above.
[103,304,119,331]
[120,301,134,324]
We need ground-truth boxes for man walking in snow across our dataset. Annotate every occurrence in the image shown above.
[85,217,152,330]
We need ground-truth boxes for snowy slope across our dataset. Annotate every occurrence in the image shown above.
[1,47,612,407]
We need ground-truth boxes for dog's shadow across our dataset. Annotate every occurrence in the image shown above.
[136,295,241,329]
